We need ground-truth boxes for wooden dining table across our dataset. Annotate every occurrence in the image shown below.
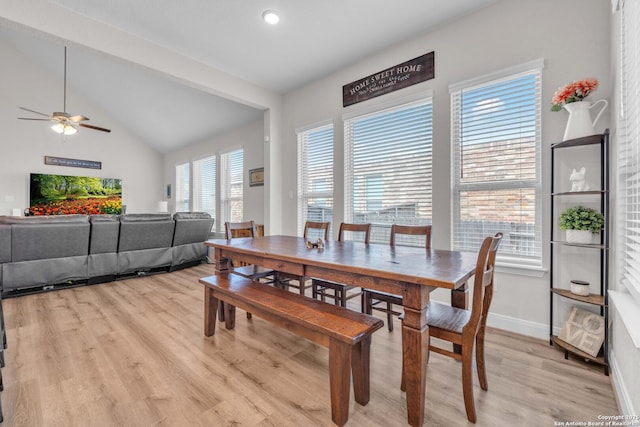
[203,235,477,426]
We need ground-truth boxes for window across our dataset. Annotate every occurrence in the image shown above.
[297,123,334,236]
[220,148,244,226]
[192,155,216,229]
[451,60,543,267]
[618,0,640,306]
[344,95,433,245]
[175,162,190,212]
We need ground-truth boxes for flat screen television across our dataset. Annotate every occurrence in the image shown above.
[29,173,122,215]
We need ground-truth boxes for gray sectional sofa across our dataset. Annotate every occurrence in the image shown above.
[0,212,213,296]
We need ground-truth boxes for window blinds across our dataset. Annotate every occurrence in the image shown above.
[192,155,216,229]
[220,149,244,225]
[297,123,334,236]
[619,0,640,303]
[175,162,190,212]
[451,63,542,266]
[344,98,433,246]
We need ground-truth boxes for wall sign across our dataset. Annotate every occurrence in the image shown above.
[343,52,435,107]
[44,156,102,170]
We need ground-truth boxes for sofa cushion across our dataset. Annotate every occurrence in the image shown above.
[89,214,120,254]
[172,212,214,246]
[11,220,90,262]
[0,224,11,264]
[118,214,175,252]
[0,214,89,225]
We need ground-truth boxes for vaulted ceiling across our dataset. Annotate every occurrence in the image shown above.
[1,0,500,153]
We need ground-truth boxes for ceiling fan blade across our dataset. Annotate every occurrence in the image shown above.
[79,123,111,133]
[18,118,51,121]
[68,115,89,123]
[19,107,50,117]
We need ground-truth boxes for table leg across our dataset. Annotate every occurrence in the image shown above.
[401,286,430,427]
[451,282,469,354]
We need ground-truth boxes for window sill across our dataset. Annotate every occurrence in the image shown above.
[495,262,547,278]
[609,290,640,349]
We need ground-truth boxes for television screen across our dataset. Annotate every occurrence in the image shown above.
[29,173,122,215]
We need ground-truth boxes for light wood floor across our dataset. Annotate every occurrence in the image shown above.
[1,264,618,426]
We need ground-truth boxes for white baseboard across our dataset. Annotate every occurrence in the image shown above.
[609,350,637,416]
[486,311,548,340]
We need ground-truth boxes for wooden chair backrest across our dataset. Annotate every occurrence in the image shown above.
[225,220,258,239]
[464,233,502,336]
[225,221,259,268]
[303,221,330,241]
[338,223,372,244]
[390,224,432,249]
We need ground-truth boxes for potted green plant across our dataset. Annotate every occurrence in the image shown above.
[559,206,604,244]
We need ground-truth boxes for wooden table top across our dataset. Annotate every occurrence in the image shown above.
[205,235,476,290]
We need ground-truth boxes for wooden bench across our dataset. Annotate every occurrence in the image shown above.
[199,273,384,426]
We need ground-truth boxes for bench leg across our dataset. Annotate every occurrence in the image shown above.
[329,339,351,426]
[351,335,372,406]
[204,287,219,337]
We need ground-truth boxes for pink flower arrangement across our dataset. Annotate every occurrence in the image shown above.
[551,78,599,111]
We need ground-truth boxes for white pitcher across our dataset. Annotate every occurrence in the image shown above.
[562,99,608,141]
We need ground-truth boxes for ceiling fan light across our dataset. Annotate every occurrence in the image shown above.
[63,124,77,135]
[51,123,64,134]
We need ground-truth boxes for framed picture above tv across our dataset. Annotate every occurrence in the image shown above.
[29,173,123,216]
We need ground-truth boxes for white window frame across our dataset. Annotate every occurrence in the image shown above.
[612,0,640,348]
[450,59,544,270]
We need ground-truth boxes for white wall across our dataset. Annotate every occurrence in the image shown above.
[280,0,612,335]
[163,119,265,234]
[0,37,164,214]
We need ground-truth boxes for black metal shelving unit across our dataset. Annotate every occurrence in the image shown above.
[549,130,609,375]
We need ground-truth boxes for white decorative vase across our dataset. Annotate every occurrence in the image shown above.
[562,100,608,141]
[566,229,593,244]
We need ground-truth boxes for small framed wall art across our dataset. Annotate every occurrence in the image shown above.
[249,167,264,187]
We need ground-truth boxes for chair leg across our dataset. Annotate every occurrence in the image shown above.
[339,287,347,307]
[386,302,394,332]
[461,344,477,423]
[246,312,252,320]
[476,329,488,391]
[362,291,371,314]
[400,355,406,392]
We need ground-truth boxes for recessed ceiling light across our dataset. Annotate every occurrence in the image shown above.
[262,10,280,25]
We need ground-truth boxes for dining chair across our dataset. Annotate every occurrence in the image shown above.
[362,224,432,331]
[311,223,371,306]
[400,232,502,423]
[223,220,275,320]
[276,221,330,295]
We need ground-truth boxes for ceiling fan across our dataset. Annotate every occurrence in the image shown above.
[18,46,111,135]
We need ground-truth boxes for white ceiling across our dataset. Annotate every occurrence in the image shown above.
[2,0,499,153]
